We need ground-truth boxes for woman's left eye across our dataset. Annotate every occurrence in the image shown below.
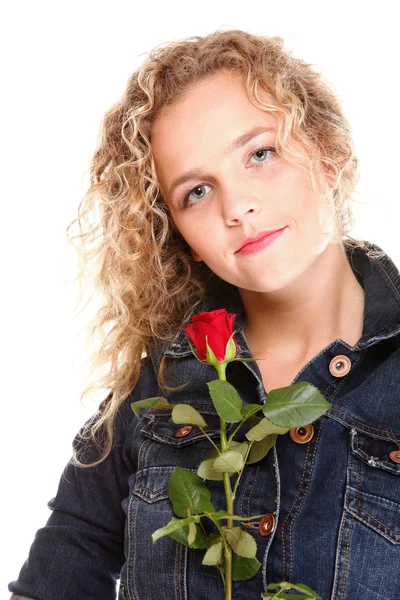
[248,146,275,165]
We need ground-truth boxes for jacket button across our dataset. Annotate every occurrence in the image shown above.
[290,424,314,444]
[175,425,193,437]
[329,355,352,377]
[259,513,275,536]
[389,450,400,464]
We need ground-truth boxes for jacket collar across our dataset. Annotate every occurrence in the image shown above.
[153,240,400,364]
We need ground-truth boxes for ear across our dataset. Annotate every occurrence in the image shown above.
[190,247,203,262]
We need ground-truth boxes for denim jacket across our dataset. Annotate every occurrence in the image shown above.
[9,240,400,600]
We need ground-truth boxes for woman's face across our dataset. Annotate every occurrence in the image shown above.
[151,69,337,293]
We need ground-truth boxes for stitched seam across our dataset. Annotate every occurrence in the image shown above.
[281,439,311,580]
[339,514,355,600]
[353,504,400,536]
[138,438,150,470]
[354,462,400,535]
[376,260,400,300]
[348,485,400,511]
[232,583,239,600]
[138,483,168,494]
[245,466,260,518]
[175,540,179,595]
[347,505,400,543]
[289,419,324,581]
[232,584,238,600]
[126,493,138,600]
[182,545,188,600]
[332,499,348,598]
[329,408,400,438]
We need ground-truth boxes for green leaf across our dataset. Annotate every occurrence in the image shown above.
[203,441,247,462]
[202,535,223,566]
[131,396,171,417]
[198,443,248,480]
[246,417,289,442]
[262,594,309,599]
[169,523,207,549]
[265,581,321,599]
[213,450,244,473]
[187,522,197,546]
[168,466,215,517]
[231,441,250,460]
[248,414,263,428]
[204,447,220,460]
[262,382,331,428]
[241,403,263,418]
[225,527,257,558]
[171,404,207,428]
[247,434,278,464]
[207,379,243,422]
[197,458,225,480]
[231,555,261,581]
[152,515,200,543]
[211,510,230,520]
[295,583,321,597]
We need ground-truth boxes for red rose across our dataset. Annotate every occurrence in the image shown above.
[183,309,237,362]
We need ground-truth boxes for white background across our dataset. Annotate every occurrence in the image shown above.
[2,0,399,595]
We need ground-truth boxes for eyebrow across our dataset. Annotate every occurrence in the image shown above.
[168,125,276,197]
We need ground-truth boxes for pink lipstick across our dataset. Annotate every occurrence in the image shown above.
[236,227,286,255]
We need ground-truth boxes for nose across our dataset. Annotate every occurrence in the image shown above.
[221,189,261,226]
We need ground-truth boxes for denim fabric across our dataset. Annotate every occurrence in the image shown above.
[9,241,400,600]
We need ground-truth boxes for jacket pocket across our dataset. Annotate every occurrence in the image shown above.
[138,409,237,472]
[332,427,400,600]
[346,427,400,544]
[125,466,189,600]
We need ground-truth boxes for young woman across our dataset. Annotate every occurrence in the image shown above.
[9,29,400,600]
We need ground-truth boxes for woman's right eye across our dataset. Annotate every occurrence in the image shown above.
[182,184,211,208]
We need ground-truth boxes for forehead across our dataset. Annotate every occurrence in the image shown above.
[150,71,279,195]
[151,70,277,142]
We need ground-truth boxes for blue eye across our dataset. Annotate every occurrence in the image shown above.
[182,184,211,206]
[249,148,274,164]
[182,146,276,208]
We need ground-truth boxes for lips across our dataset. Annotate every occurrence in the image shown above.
[236,228,286,253]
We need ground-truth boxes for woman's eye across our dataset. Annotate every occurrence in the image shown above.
[249,147,275,165]
[181,146,275,207]
[182,184,212,207]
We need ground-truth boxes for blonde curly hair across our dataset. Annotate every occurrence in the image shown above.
[68,28,379,468]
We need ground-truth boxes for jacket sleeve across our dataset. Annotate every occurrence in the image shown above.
[8,356,154,600]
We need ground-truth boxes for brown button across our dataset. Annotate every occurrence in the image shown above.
[329,355,352,377]
[175,425,193,437]
[259,513,275,536]
[389,450,400,464]
[290,424,314,444]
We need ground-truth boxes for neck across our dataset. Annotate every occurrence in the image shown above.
[239,241,365,362]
